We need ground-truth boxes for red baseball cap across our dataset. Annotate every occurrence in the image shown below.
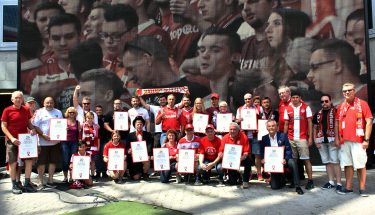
[210,93,220,99]
[205,124,215,130]
[185,124,194,130]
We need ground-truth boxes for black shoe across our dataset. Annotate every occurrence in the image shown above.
[16,181,25,191]
[289,183,295,188]
[12,186,22,194]
[24,183,37,193]
[296,187,304,195]
[305,180,314,190]
[142,173,150,181]
[101,172,108,179]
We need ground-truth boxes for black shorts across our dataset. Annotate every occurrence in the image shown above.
[37,144,61,165]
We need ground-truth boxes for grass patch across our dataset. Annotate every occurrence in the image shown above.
[62,201,190,215]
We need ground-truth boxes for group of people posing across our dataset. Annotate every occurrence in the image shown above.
[1,83,372,197]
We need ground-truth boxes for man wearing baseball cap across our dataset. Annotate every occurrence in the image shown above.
[198,124,224,185]
[177,124,201,184]
[206,93,220,127]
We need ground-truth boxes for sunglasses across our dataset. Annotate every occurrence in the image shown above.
[342,89,354,93]
[68,112,75,114]
[320,100,330,104]
[83,103,91,105]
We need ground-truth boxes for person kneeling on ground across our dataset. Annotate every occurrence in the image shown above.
[69,142,94,189]
[103,132,127,184]
[198,124,224,185]
[218,122,252,189]
[160,129,179,183]
[261,120,304,195]
[126,116,154,181]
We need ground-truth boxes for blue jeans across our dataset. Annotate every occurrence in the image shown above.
[198,160,224,181]
[160,161,177,183]
[61,141,78,171]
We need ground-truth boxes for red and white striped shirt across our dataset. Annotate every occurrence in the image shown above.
[284,103,312,140]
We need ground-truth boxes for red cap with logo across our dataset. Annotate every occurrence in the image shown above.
[210,93,220,99]
[205,124,215,130]
[185,124,194,130]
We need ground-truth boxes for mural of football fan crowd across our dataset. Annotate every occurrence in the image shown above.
[3,0,371,197]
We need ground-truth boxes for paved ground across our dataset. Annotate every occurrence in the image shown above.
[1,168,375,215]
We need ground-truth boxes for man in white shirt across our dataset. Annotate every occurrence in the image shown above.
[33,97,63,187]
[128,96,150,132]
[140,94,167,147]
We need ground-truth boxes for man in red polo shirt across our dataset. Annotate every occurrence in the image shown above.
[198,124,223,185]
[219,122,251,189]
[1,91,37,194]
[336,83,372,197]
[179,94,193,136]
[278,85,291,132]
[156,94,182,143]
[284,90,314,190]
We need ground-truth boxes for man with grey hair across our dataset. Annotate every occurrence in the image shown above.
[218,122,251,189]
[278,85,291,132]
[1,91,37,194]
[261,119,303,194]
[335,82,372,197]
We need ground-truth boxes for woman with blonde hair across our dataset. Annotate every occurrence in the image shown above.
[61,107,80,183]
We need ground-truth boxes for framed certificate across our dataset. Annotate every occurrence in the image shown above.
[72,156,91,180]
[222,144,242,170]
[107,148,125,170]
[192,113,209,133]
[264,146,284,173]
[131,141,149,163]
[49,118,67,141]
[153,148,170,171]
[240,109,257,130]
[177,149,195,173]
[114,111,129,131]
[257,120,268,140]
[18,133,38,159]
[216,113,232,132]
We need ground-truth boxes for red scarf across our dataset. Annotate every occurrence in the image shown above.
[315,108,335,143]
[338,97,364,142]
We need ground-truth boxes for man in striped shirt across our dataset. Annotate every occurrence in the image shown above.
[284,90,314,190]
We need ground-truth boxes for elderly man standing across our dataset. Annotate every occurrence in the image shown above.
[1,91,37,194]
[33,97,63,187]
[218,122,251,189]
[336,83,372,197]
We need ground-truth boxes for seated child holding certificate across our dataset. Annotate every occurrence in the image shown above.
[69,142,94,189]
[103,132,127,184]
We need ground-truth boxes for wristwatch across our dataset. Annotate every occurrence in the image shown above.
[364,138,369,142]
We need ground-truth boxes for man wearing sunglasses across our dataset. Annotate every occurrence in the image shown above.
[73,85,98,124]
[335,83,372,197]
[307,39,364,105]
[312,94,342,193]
